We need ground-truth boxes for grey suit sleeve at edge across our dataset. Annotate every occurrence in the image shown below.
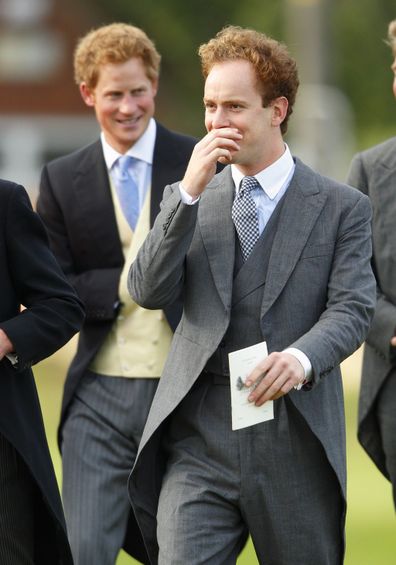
[347,153,396,363]
[346,153,369,197]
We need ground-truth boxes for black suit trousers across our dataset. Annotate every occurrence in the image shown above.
[0,432,35,565]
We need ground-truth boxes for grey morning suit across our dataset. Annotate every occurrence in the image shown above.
[348,137,396,505]
[128,159,376,564]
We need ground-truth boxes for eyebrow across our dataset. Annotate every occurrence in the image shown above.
[203,97,245,104]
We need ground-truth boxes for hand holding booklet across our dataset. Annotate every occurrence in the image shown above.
[228,341,274,431]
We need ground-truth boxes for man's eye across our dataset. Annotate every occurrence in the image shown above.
[133,88,146,96]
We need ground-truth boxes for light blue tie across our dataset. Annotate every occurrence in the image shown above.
[113,155,139,230]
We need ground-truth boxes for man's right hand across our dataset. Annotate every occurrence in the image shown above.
[0,328,14,361]
[181,127,242,198]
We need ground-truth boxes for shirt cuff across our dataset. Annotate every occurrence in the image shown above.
[284,347,312,390]
[179,183,200,205]
[6,353,18,366]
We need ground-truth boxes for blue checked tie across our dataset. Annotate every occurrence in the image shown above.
[113,155,139,230]
[232,176,260,260]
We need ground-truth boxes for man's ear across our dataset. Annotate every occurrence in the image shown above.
[271,96,288,127]
[79,83,95,107]
[149,77,159,98]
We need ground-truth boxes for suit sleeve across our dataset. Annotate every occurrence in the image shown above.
[38,165,121,321]
[128,183,198,309]
[289,191,375,385]
[0,184,84,370]
[347,153,396,364]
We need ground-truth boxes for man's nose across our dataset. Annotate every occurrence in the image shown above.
[211,108,230,129]
[119,94,137,114]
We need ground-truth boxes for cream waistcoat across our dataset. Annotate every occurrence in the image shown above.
[90,178,173,378]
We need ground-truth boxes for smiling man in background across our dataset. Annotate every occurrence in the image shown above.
[37,22,196,565]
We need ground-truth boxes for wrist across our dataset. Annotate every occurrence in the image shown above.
[179,182,201,204]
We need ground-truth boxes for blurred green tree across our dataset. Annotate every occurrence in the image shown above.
[333,0,396,148]
[86,0,280,135]
[87,0,396,151]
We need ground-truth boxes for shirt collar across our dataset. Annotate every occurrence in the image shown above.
[101,118,157,171]
[231,144,294,200]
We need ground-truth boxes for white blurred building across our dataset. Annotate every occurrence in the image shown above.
[0,0,100,201]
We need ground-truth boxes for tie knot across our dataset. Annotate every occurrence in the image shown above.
[240,176,260,195]
[115,155,134,179]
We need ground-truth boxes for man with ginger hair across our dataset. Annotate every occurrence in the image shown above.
[37,22,196,565]
[128,25,376,564]
[347,19,396,510]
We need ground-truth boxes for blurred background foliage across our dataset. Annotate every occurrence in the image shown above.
[334,0,396,147]
[87,0,281,136]
[88,0,396,148]
[1,0,394,190]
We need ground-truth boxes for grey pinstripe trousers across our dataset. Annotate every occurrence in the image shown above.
[61,371,158,565]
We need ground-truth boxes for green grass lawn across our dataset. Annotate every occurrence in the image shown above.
[35,344,394,564]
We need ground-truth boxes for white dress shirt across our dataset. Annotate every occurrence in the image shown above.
[101,118,156,212]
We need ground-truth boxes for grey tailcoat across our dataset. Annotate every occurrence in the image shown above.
[128,158,376,562]
[347,137,396,478]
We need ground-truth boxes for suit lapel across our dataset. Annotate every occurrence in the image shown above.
[376,138,396,173]
[72,141,123,262]
[374,157,396,195]
[197,161,328,314]
[261,159,328,318]
[198,167,236,310]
